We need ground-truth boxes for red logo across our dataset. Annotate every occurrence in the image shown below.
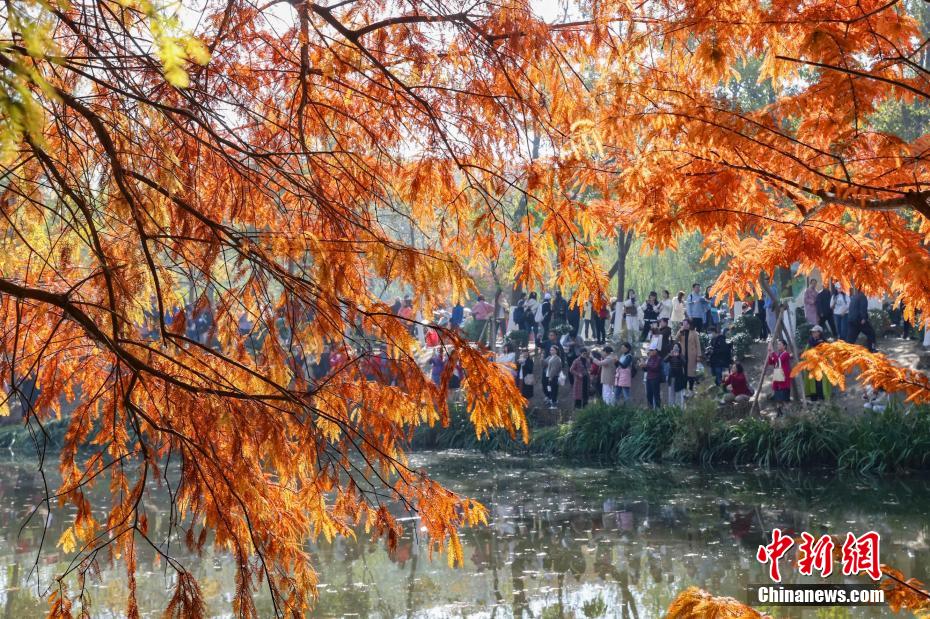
[756,528,795,582]
[757,530,881,582]
[841,531,881,581]
[798,533,835,577]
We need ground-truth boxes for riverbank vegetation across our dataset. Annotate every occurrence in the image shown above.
[413,400,930,474]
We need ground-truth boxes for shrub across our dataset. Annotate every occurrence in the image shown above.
[730,332,753,360]
[410,399,930,473]
[507,329,529,348]
[730,313,763,340]
[795,321,813,350]
[868,309,891,337]
[615,406,680,462]
[462,318,486,342]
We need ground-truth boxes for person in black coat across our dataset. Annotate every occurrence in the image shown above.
[708,327,733,386]
[845,287,876,351]
[816,285,837,338]
[518,352,535,399]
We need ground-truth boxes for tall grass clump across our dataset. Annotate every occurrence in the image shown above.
[411,398,930,473]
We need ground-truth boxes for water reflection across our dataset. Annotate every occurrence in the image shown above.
[0,452,929,617]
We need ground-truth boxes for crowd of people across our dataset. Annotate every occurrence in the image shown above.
[457,283,742,411]
[421,275,912,415]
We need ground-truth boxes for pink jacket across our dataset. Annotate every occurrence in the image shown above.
[614,354,633,387]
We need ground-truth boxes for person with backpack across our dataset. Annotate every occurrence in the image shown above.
[707,326,733,386]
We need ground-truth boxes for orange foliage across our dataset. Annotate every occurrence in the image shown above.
[666,587,768,618]
[882,565,930,616]
[796,342,930,404]
[1,0,930,615]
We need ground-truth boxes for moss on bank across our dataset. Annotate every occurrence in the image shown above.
[412,401,930,473]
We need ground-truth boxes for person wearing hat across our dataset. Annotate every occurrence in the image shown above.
[804,324,831,401]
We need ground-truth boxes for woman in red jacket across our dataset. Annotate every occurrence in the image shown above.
[767,339,792,413]
[722,362,753,403]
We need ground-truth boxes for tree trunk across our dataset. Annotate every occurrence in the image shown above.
[510,133,541,304]
[610,228,634,301]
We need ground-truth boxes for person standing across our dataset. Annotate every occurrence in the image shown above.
[614,342,634,404]
[518,351,535,400]
[659,290,673,323]
[450,302,465,330]
[567,300,581,338]
[831,285,849,342]
[471,295,494,344]
[704,286,719,330]
[524,292,539,340]
[582,299,593,340]
[640,291,661,342]
[544,346,563,409]
[512,300,525,335]
[767,339,792,415]
[671,290,687,334]
[845,286,876,351]
[570,348,591,409]
[622,289,640,339]
[595,300,609,344]
[803,278,819,326]
[665,343,687,407]
[816,282,836,338]
[539,293,553,342]
[756,297,770,340]
[429,347,446,385]
[593,346,618,405]
[677,318,703,394]
[804,325,830,401]
[708,327,733,386]
[644,347,663,409]
[686,284,706,332]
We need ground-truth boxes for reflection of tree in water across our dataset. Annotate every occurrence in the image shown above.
[1,454,929,617]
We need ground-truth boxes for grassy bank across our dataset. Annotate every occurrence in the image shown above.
[412,401,930,473]
[0,418,71,455]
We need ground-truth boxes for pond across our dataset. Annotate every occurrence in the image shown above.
[0,451,929,617]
